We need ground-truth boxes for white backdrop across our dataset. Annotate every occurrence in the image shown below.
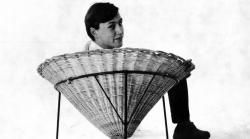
[1,0,250,138]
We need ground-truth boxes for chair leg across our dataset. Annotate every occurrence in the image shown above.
[162,96,169,139]
[56,92,61,139]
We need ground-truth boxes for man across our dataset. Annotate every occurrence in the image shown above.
[84,2,210,139]
[84,2,123,51]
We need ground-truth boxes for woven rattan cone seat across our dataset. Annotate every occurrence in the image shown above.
[37,48,194,138]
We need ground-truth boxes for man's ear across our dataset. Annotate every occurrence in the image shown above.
[90,27,98,39]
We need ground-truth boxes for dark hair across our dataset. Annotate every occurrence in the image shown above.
[85,2,119,41]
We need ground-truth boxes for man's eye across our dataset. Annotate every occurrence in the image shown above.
[119,21,122,26]
[109,25,115,29]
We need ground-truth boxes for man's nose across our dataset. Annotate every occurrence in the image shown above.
[115,24,123,35]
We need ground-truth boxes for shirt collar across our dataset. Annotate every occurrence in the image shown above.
[88,41,103,51]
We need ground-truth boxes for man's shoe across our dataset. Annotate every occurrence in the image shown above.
[173,122,210,139]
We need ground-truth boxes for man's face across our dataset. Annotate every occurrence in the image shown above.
[92,13,124,49]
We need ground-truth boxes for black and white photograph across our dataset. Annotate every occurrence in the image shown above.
[1,0,250,139]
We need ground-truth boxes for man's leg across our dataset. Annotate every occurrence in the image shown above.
[168,79,210,139]
[168,79,190,123]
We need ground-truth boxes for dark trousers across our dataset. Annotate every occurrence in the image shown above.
[168,79,190,123]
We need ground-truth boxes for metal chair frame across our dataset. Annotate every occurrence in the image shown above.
[54,70,177,139]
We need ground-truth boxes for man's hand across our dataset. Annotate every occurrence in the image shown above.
[183,59,195,72]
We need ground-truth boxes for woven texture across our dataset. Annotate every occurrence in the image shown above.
[38,48,194,138]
